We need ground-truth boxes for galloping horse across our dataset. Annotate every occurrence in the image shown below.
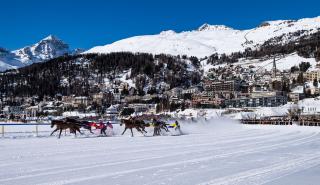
[65,118,94,134]
[120,118,147,137]
[152,119,169,136]
[50,120,82,139]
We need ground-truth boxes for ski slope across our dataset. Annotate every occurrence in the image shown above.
[1,120,320,185]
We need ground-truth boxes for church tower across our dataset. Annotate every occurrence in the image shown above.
[272,57,277,78]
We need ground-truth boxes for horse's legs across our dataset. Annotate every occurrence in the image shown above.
[58,129,63,139]
[76,127,83,135]
[100,128,106,136]
[130,128,134,137]
[153,128,158,136]
[165,125,169,132]
[136,127,144,135]
[164,126,169,132]
[141,127,147,133]
[121,127,127,135]
[89,128,94,134]
[50,128,59,136]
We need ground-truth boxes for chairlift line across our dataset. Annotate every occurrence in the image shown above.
[254,53,296,72]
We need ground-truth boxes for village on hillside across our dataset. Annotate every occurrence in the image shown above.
[1,57,320,126]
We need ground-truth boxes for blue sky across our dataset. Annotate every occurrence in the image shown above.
[1,0,319,50]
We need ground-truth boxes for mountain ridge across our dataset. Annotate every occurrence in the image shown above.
[85,16,320,58]
[1,16,320,71]
[0,35,81,71]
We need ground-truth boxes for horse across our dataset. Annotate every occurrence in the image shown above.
[152,119,169,136]
[133,119,148,134]
[120,118,147,137]
[65,118,94,134]
[50,120,82,139]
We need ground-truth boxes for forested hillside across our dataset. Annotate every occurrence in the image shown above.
[0,52,201,98]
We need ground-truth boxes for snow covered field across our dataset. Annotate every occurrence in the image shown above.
[1,119,320,185]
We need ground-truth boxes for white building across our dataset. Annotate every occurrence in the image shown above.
[298,98,320,114]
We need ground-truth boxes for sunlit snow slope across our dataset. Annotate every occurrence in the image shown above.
[86,17,320,58]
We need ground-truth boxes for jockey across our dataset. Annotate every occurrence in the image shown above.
[106,121,113,129]
[99,120,107,136]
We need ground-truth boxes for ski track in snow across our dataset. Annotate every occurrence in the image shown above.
[0,130,299,181]
[0,129,281,164]
[1,122,320,185]
[197,154,320,185]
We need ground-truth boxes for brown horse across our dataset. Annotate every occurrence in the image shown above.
[120,118,147,137]
[50,120,82,139]
[65,117,94,134]
[152,119,169,136]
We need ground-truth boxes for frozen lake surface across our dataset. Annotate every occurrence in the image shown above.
[1,119,320,185]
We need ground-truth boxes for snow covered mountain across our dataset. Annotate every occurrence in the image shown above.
[0,35,79,71]
[86,16,320,58]
[12,35,70,65]
[2,16,320,72]
[0,48,21,71]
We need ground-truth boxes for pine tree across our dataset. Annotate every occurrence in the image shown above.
[297,73,304,84]
[313,78,318,87]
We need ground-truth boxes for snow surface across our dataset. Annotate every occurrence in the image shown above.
[239,53,317,71]
[204,53,317,74]
[1,119,320,185]
[0,50,23,71]
[0,60,17,71]
[119,70,135,87]
[86,16,320,58]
